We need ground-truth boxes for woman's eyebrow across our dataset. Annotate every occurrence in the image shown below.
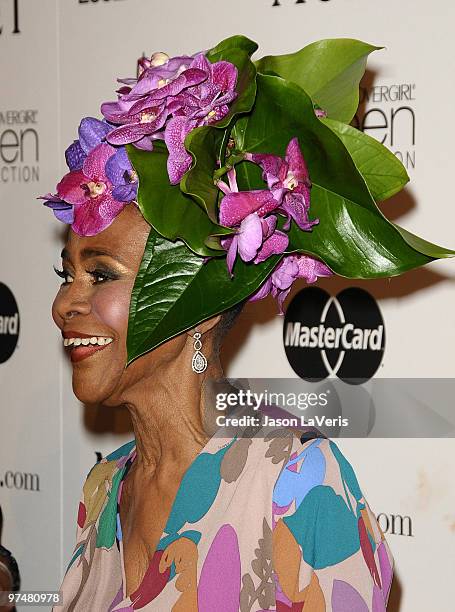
[60,247,125,265]
[80,247,123,262]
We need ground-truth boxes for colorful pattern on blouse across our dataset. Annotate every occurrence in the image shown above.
[56,431,393,611]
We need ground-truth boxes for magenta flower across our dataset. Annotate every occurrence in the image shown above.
[218,169,288,274]
[255,215,289,263]
[101,51,205,152]
[101,51,238,184]
[165,54,238,183]
[224,213,263,274]
[219,188,279,227]
[102,67,206,151]
[221,213,289,276]
[117,53,195,96]
[217,138,317,278]
[249,254,332,314]
[246,137,318,231]
[55,143,130,236]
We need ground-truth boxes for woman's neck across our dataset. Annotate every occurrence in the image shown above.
[118,345,226,477]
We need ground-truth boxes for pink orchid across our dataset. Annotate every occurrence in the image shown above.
[164,54,238,184]
[101,52,238,183]
[249,254,332,314]
[101,53,202,152]
[102,68,207,151]
[246,137,318,231]
[221,213,289,276]
[218,169,288,274]
[56,143,130,236]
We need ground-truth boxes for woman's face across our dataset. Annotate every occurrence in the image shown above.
[52,204,152,405]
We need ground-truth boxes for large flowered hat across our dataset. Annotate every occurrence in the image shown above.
[41,35,453,364]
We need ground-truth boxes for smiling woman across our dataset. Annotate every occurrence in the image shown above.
[41,35,453,612]
[52,205,149,388]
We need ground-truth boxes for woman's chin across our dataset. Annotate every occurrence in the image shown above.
[71,374,120,406]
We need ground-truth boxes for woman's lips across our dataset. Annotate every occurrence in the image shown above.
[70,342,112,363]
[62,330,114,363]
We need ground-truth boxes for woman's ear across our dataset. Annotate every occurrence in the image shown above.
[186,314,222,337]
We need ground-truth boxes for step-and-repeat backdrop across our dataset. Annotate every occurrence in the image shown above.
[1,1,454,610]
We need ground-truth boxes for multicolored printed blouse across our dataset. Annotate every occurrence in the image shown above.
[56,428,393,611]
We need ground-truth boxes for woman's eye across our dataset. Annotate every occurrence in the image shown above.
[93,273,107,283]
[53,266,74,284]
[88,269,115,284]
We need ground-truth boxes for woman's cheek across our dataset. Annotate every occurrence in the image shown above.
[91,280,133,339]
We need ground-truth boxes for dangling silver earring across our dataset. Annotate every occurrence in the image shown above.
[191,331,207,373]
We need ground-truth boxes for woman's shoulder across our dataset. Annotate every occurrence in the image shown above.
[272,433,371,516]
[85,438,136,479]
[271,432,394,608]
[96,438,136,467]
[76,438,136,535]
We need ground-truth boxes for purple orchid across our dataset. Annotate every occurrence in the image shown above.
[221,212,289,277]
[41,117,137,232]
[53,143,131,236]
[101,52,238,184]
[245,137,318,231]
[218,169,288,274]
[105,147,138,202]
[249,254,332,314]
[216,139,329,312]
[101,54,207,152]
[118,53,194,94]
[165,54,238,183]
[65,117,112,171]
[40,193,74,224]
[221,213,289,277]
[218,139,318,276]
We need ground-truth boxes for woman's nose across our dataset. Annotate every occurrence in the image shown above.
[53,285,92,327]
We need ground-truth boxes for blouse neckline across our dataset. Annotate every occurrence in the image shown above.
[113,428,236,606]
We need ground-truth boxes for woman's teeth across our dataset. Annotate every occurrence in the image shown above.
[64,337,113,347]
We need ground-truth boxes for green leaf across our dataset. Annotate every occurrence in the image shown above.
[256,39,379,123]
[321,118,409,201]
[127,143,230,257]
[233,74,454,277]
[391,224,455,260]
[286,193,433,278]
[180,126,225,223]
[207,35,259,60]
[127,229,281,364]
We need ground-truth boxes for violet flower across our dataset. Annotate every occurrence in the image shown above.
[249,254,333,314]
[255,215,289,263]
[221,213,288,277]
[55,143,131,236]
[165,54,238,184]
[101,52,238,184]
[65,117,112,171]
[118,53,194,95]
[223,213,263,275]
[39,193,74,224]
[218,170,289,275]
[101,58,207,152]
[105,147,138,202]
[246,137,318,231]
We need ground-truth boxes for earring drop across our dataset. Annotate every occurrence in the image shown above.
[191,331,207,373]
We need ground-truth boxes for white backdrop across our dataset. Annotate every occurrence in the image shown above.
[1,1,454,611]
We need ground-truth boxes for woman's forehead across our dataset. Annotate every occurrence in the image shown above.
[64,205,149,264]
